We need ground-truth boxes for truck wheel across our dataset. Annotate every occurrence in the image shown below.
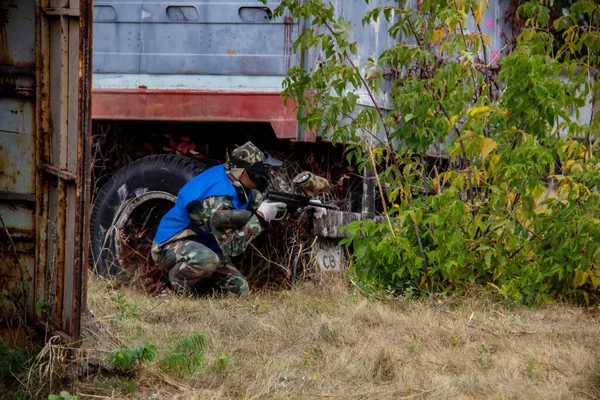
[91,154,207,278]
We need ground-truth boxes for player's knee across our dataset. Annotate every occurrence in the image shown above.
[185,251,220,276]
[227,277,249,297]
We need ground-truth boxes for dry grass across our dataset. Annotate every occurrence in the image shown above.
[75,276,600,400]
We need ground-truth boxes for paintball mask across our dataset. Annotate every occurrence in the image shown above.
[228,141,282,192]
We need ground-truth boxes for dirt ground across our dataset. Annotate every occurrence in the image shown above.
[58,276,600,399]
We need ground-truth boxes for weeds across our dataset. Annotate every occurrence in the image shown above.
[36,301,53,321]
[408,334,419,356]
[48,392,79,400]
[0,342,30,399]
[476,344,493,371]
[71,376,138,398]
[525,358,537,379]
[159,333,206,376]
[114,292,140,319]
[211,353,231,375]
[372,349,396,382]
[107,344,156,374]
[25,336,70,399]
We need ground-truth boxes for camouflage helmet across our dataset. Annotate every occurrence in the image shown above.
[228,141,282,168]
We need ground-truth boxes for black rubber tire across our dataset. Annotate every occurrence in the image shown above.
[90,154,207,277]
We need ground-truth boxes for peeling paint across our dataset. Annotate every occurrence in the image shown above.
[2,0,93,343]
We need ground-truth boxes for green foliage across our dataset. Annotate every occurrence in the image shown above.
[0,342,30,398]
[525,358,537,378]
[159,333,206,376]
[114,292,140,319]
[408,340,419,356]
[36,301,53,320]
[0,342,29,380]
[107,344,156,374]
[476,344,492,371]
[48,392,79,400]
[212,352,231,375]
[277,0,600,305]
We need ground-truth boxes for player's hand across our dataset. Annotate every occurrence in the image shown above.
[257,201,287,222]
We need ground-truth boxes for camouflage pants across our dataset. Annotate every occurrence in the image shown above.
[151,239,249,297]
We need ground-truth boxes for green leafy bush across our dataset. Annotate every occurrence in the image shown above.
[275,0,600,304]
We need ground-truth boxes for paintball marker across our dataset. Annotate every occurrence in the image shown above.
[264,190,338,217]
[211,192,337,230]
[212,171,337,229]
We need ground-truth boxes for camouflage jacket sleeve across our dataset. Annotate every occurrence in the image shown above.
[248,189,263,211]
[187,195,263,257]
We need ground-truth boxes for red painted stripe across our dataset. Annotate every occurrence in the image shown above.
[91,89,310,141]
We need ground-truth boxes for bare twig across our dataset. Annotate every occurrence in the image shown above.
[507,330,538,337]
[367,145,395,237]
[467,312,475,325]
[538,361,569,377]
[249,243,291,273]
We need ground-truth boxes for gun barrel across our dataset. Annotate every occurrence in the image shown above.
[307,200,338,210]
[265,191,338,211]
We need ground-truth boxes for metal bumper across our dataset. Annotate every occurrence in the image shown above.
[312,210,381,239]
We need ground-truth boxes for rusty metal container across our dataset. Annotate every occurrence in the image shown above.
[0,0,92,344]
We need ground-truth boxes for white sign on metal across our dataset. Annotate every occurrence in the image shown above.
[316,245,343,272]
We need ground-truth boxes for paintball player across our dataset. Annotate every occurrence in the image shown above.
[151,142,287,297]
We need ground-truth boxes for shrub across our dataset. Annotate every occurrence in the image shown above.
[274,0,600,304]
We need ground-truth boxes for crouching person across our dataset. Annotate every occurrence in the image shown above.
[151,142,286,297]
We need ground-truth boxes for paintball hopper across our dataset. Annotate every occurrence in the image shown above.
[293,172,331,197]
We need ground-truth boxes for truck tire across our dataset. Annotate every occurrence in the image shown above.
[91,154,207,277]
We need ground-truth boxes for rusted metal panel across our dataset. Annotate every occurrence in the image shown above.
[0,0,92,345]
[0,0,38,341]
[37,0,92,341]
[91,89,305,140]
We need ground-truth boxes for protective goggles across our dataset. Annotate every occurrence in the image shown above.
[245,162,270,192]
[229,154,282,191]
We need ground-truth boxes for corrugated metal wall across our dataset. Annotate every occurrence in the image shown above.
[0,0,38,345]
[0,0,92,344]
[93,0,299,91]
